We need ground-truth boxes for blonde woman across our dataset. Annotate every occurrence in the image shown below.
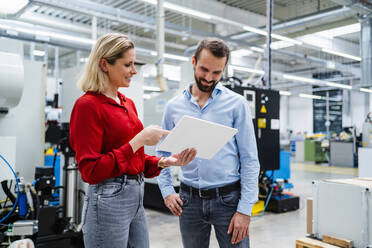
[69,33,196,248]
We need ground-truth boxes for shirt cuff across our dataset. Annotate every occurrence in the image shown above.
[160,185,176,199]
[237,201,255,216]
[117,143,135,164]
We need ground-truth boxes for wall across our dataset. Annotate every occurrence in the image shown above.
[286,95,314,135]
[281,90,372,136]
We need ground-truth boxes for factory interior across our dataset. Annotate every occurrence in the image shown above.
[0,0,372,247]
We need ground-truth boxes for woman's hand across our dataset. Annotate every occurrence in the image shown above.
[162,148,197,167]
[129,125,169,152]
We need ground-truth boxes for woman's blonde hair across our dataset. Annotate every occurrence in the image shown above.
[77,33,134,93]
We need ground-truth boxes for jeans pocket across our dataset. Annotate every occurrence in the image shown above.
[81,196,89,233]
[219,190,240,208]
[99,182,123,198]
[179,190,190,208]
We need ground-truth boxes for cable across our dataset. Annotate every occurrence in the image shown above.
[0,154,20,224]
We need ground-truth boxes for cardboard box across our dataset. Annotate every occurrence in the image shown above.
[306,197,313,235]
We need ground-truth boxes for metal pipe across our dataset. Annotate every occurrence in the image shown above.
[360,17,372,87]
[92,16,97,41]
[230,6,352,40]
[264,0,273,89]
[156,0,167,91]
[66,163,78,226]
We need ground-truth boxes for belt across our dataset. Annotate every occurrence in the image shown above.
[180,181,240,199]
[103,173,143,184]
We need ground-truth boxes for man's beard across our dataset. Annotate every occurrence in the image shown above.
[194,74,218,93]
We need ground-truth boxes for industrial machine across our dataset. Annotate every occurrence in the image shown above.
[225,80,299,213]
[0,44,83,247]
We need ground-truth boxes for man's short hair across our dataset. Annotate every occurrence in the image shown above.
[194,38,230,65]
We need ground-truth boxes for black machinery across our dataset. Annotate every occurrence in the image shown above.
[226,82,299,213]
[0,123,84,248]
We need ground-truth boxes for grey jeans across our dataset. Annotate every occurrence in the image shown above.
[81,176,149,248]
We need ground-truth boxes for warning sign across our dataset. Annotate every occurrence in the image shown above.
[260,105,267,114]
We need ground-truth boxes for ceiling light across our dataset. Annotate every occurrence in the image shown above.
[317,23,360,38]
[360,88,372,93]
[164,2,212,20]
[142,0,212,20]
[250,47,264,53]
[325,81,352,90]
[299,93,322,100]
[243,26,267,36]
[33,50,45,57]
[0,23,95,45]
[150,51,189,61]
[229,65,264,75]
[271,34,303,45]
[279,90,291,96]
[322,48,361,61]
[283,74,316,84]
[0,0,29,15]
[143,86,161,92]
[231,49,253,57]
[270,41,294,50]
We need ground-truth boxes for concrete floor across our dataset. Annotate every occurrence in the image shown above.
[145,162,358,248]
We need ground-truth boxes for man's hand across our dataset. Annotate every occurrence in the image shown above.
[164,193,183,216]
[227,212,250,244]
[163,148,197,166]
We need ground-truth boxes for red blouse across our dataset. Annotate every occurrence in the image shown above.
[70,91,161,185]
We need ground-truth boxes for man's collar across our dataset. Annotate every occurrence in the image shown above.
[183,82,223,99]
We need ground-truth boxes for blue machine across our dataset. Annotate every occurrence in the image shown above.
[265,151,293,190]
[264,151,299,212]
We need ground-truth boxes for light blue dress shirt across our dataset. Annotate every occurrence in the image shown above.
[157,82,260,216]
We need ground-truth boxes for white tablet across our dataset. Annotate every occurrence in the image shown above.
[158,115,238,159]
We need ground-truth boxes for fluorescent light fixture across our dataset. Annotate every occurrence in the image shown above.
[0,0,29,15]
[33,50,45,57]
[271,34,303,45]
[283,74,316,84]
[164,2,212,20]
[243,26,302,45]
[229,65,264,75]
[325,81,352,90]
[250,47,264,53]
[150,51,189,61]
[243,25,267,36]
[231,49,253,57]
[317,23,360,38]
[360,88,372,93]
[80,57,89,63]
[279,90,291,96]
[143,86,161,92]
[322,48,361,61]
[142,0,212,20]
[0,23,95,45]
[326,61,336,69]
[270,41,294,50]
[299,93,322,100]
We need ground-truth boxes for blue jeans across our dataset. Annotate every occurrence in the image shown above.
[179,185,250,248]
[81,176,149,248]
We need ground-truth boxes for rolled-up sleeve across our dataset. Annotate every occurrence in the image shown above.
[156,103,176,199]
[233,98,260,216]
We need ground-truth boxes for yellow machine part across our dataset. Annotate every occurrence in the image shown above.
[258,118,266,128]
[251,200,265,216]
